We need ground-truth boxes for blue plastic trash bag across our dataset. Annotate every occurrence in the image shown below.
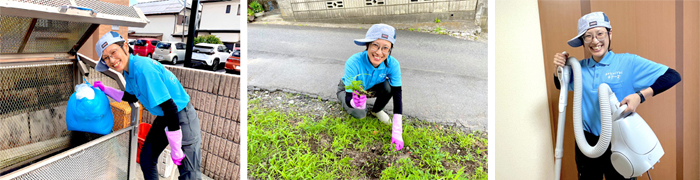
[66,83,114,135]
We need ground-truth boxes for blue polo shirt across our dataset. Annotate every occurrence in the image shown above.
[343,51,401,92]
[123,55,190,116]
[565,51,667,136]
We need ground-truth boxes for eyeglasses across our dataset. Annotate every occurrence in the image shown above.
[369,43,391,53]
[582,31,609,44]
[102,48,118,62]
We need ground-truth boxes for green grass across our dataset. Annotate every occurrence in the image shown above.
[433,27,448,35]
[248,98,487,179]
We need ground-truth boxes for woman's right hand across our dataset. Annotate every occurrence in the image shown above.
[553,51,569,76]
[350,91,367,109]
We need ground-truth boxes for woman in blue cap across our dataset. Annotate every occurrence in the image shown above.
[336,24,404,151]
[92,31,201,180]
[552,12,680,179]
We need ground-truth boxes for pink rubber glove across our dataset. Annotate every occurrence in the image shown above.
[93,81,124,102]
[391,114,404,151]
[165,127,185,165]
[349,91,367,109]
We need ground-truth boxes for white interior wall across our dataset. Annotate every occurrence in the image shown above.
[495,0,555,179]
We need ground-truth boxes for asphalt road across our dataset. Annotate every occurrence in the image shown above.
[248,24,487,132]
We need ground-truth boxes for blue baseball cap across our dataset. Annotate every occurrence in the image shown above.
[568,12,612,47]
[95,31,126,72]
[354,24,396,46]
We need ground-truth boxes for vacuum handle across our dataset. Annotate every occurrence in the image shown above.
[614,104,633,120]
[557,64,571,112]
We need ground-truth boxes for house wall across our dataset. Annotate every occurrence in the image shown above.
[129,14,179,42]
[196,1,241,46]
[200,1,241,31]
[173,9,193,42]
[210,32,240,43]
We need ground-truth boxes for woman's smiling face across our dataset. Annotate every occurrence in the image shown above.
[367,39,392,68]
[101,43,130,72]
[583,26,612,61]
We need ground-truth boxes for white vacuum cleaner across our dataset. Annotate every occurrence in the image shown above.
[554,56,664,179]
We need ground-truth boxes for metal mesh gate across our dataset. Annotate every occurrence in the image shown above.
[10,128,132,180]
[0,58,141,179]
[0,62,74,171]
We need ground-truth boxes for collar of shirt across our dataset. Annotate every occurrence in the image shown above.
[123,55,138,79]
[362,50,387,72]
[585,51,615,67]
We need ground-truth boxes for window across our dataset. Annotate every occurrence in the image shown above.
[135,40,147,46]
[327,1,343,9]
[226,5,231,14]
[151,40,159,46]
[176,43,186,50]
[365,0,384,6]
[237,4,241,15]
[157,42,171,49]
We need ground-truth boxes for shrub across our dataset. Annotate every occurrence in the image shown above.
[194,35,222,45]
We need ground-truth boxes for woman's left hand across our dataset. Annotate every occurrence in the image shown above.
[620,93,642,113]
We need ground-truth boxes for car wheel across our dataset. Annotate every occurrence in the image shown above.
[147,54,152,59]
[211,59,219,71]
[172,56,178,65]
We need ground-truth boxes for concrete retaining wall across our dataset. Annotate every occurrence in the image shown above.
[276,0,484,24]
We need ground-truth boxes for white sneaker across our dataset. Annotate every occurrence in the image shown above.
[371,111,391,125]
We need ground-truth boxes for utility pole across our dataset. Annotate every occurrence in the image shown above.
[184,0,199,67]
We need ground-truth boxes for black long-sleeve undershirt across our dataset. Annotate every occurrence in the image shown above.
[345,86,403,114]
[649,68,681,96]
[122,92,180,131]
[553,68,681,98]
[122,92,138,103]
[159,99,181,131]
[391,86,403,114]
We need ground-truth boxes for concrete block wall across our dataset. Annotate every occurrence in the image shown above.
[276,0,480,24]
[141,66,240,180]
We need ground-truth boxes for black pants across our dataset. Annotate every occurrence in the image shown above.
[575,131,636,180]
[336,80,392,119]
[140,102,202,180]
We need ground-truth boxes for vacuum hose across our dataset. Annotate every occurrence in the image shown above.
[554,56,614,180]
[569,56,613,158]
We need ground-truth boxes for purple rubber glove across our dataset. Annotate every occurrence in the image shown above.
[349,91,367,109]
[93,81,124,102]
[391,114,404,151]
[165,127,185,165]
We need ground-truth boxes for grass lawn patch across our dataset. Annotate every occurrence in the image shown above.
[247,90,487,179]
